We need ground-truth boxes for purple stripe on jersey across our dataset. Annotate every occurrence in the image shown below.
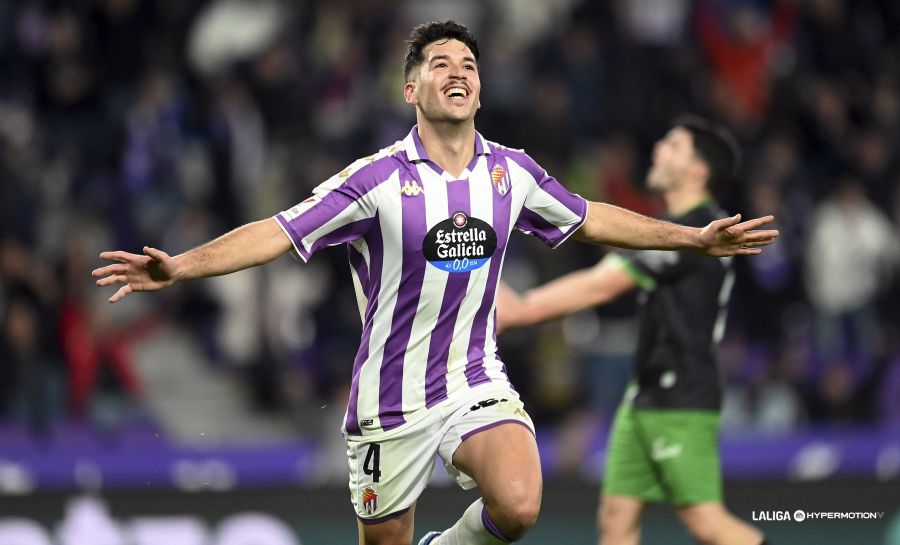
[378,177,428,431]
[515,206,566,246]
[309,217,376,255]
[280,157,397,258]
[275,214,313,261]
[345,216,384,435]
[424,180,473,407]
[466,158,514,384]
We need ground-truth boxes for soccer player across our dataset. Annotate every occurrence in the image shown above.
[497,116,768,545]
[93,22,777,545]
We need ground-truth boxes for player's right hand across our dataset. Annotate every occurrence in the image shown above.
[92,246,177,303]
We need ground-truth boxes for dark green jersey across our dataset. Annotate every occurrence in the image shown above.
[615,201,733,411]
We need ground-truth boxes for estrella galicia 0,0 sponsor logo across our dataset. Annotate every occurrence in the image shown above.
[423,212,497,273]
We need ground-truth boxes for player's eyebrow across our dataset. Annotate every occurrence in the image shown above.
[429,54,477,65]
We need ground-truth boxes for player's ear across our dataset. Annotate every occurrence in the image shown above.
[404,80,418,106]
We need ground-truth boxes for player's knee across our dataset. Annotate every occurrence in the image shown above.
[503,502,540,539]
[599,500,639,536]
[488,491,540,539]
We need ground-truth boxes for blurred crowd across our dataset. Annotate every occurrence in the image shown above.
[1,0,899,443]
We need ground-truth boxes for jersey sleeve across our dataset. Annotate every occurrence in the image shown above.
[274,158,389,262]
[508,151,588,248]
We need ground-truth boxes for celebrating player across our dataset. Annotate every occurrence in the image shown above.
[94,22,777,545]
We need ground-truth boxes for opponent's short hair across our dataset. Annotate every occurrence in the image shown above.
[403,20,479,82]
[674,115,741,189]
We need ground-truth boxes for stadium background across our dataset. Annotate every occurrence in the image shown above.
[0,0,898,543]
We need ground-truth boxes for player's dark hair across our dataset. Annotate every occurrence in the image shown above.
[403,20,479,82]
[674,115,740,189]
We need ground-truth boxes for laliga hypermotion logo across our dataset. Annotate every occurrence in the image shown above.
[362,486,378,515]
[491,165,510,196]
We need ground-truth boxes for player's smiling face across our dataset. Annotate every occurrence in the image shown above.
[405,38,481,123]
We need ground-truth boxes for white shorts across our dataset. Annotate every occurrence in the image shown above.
[346,383,535,523]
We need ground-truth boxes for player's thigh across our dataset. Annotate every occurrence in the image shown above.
[347,416,442,524]
[635,409,722,506]
[452,421,541,504]
[357,503,416,545]
[602,404,665,503]
[441,390,541,509]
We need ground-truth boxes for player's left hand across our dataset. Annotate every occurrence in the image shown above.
[698,214,779,257]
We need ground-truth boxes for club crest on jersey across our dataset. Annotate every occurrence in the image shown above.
[362,486,378,514]
[422,211,498,273]
[400,179,424,197]
[491,165,511,196]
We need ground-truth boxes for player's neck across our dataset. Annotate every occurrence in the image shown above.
[416,119,476,179]
[664,187,710,216]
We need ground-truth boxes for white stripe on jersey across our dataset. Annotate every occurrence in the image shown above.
[354,171,403,431]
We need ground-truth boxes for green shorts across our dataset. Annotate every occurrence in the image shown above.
[602,402,722,506]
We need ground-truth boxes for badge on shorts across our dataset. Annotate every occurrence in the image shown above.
[362,486,378,514]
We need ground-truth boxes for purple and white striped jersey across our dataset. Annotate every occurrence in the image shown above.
[275,126,587,435]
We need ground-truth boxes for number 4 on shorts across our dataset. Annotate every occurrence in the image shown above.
[363,443,382,482]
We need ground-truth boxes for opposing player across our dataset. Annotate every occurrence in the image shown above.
[498,116,769,545]
[93,22,777,545]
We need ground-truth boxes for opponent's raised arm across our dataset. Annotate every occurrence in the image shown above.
[573,202,778,257]
[92,218,291,303]
[497,255,637,333]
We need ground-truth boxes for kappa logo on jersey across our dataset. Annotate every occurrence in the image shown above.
[422,211,498,273]
[362,486,378,514]
[400,180,424,197]
[490,165,511,196]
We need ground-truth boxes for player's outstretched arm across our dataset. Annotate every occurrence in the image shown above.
[496,255,637,333]
[93,218,291,303]
[573,202,778,257]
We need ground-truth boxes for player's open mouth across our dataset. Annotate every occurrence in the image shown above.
[444,86,469,103]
